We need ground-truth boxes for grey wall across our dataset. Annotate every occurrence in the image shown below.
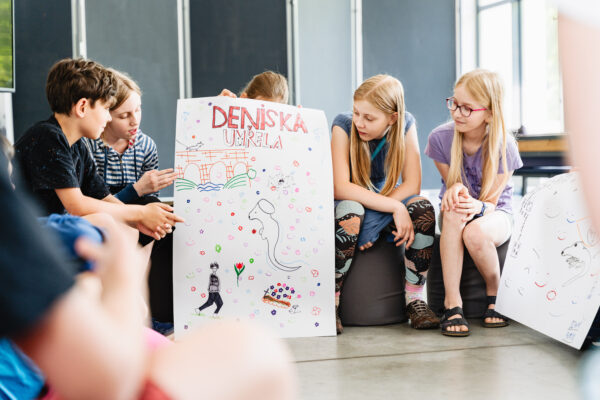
[190,0,288,98]
[86,0,180,196]
[13,0,71,140]
[363,0,456,189]
[297,0,353,125]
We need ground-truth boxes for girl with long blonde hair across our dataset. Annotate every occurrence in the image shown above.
[331,74,438,334]
[425,69,523,337]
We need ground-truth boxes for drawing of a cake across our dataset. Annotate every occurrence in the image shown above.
[262,283,296,309]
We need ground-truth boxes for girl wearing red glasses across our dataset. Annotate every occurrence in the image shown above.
[425,69,523,337]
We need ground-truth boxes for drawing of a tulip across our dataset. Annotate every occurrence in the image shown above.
[234,262,245,286]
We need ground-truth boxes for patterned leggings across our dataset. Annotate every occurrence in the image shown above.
[334,199,436,292]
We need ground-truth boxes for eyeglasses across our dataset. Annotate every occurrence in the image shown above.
[446,97,487,117]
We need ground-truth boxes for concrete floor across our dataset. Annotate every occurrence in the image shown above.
[286,321,583,400]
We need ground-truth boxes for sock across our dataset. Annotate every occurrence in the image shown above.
[405,281,425,304]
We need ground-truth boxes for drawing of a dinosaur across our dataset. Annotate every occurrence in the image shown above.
[248,199,301,272]
[561,240,591,287]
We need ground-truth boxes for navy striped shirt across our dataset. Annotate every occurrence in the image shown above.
[82,131,159,196]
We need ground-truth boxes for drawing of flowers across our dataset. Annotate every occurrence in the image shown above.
[234,262,245,286]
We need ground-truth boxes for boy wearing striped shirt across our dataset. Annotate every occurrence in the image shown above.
[83,69,177,204]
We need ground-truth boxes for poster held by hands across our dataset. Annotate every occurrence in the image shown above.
[173,97,335,339]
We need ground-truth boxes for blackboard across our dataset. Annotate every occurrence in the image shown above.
[86,0,180,196]
[13,0,71,140]
[190,0,288,98]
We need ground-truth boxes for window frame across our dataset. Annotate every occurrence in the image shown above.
[455,0,564,135]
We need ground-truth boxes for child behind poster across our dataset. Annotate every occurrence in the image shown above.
[219,70,289,104]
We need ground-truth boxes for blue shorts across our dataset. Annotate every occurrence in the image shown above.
[39,214,104,271]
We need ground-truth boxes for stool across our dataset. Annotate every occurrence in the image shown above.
[339,238,407,326]
[426,234,510,318]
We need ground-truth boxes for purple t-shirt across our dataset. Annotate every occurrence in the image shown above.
[424,121,523,214]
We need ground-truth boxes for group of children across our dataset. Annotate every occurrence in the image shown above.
[0,59,295,399]
[0,54,522,398]
[333,69,522,335]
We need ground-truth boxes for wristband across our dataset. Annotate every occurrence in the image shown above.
[474,201,486,218]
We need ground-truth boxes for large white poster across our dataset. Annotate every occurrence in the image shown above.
[497,173,600,348]
[172,97,335,339]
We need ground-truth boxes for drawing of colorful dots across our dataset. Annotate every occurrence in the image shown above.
[249,258,254,263]
[314,322,319,327]
[215,244,222,252]
[271,310,277,316]
[186,199,190,203]
[191,286,196,292]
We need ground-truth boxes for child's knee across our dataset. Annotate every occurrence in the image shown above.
[442,209,464,227]
[335,200,364,219]
[406,199,435,233]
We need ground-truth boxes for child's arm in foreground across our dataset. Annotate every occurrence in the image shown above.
[56,188,183,239]
[15,223,147,400]
[559,13,600,231]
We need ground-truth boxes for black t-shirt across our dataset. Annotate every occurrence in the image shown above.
[14,116,110,215]
[0,150,74,338]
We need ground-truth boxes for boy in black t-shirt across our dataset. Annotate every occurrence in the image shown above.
[14,58,182,240]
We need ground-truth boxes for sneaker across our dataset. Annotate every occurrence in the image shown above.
[406,299,440,329]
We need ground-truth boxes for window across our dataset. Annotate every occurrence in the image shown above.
[457,0,563,135]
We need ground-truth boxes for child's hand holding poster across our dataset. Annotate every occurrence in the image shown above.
[173,97,335,338]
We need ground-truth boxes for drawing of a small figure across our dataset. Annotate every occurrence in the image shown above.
[198,262,224,314]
